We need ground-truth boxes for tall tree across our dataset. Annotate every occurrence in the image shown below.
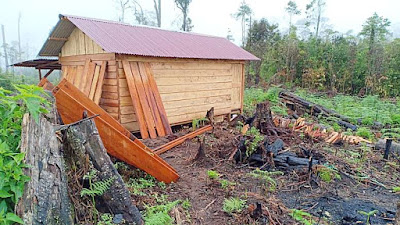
[233,0,252,46]
[1,24,8,73]
[153,0,161,27]
[17,12,22,61]
[285,1,300,32]
[359,12,390,94]
[174,0,193,31]
[285,1,300,83]
[115,0,131,22]
[306,0,325,38]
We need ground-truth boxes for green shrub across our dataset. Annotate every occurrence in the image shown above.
[356,127,373,139]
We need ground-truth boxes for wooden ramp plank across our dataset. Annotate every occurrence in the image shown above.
[130,62,157,138]
[93,61,107,105]
[122,60,149,139]
[138,62,166,137]
[37,78,54,91]
[53,79,177,175]
[145,63,173,135]
[53,79,178,183]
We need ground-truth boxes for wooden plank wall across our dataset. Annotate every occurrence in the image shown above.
[60,54,244,133]
[118,56,244,131]
[61,27,106,57]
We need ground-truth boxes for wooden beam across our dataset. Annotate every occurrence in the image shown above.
[154,125,212,155]
[48,37,68,41]
[43,69,55,79]
[36,61,59,69]
[38,69,42,80]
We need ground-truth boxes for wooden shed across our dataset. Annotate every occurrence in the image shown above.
[38,14,259,138]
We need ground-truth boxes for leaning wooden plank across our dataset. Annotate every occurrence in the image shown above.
[138,62,166,137]
[93,61,108,104]
[154,125,213,155]
[130,62,157,138]
[89,64,101,100]
[122,60,149,139]
[79,59,91,91]
[82,61,97,96]
[53,80,179,182]
[145,63,173,135]
[53,79,177,175]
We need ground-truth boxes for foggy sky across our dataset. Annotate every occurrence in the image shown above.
[1,0,400,59]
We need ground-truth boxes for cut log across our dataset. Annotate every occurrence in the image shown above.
[65,117,143,225]
[17,112,73,225]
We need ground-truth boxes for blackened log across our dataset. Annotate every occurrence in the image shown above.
[337,120,357,131]
[279,91,353,123]
[17,112,73,225]
[65,118,143,225]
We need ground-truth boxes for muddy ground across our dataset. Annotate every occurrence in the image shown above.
[129,120,400,225]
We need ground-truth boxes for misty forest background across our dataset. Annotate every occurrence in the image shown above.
[1,0,400,97]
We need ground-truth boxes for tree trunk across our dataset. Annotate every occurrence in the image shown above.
[1,24,9,72]
[65,117,143,225]
[17,112,73,225]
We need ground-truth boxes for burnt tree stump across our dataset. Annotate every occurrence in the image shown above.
[65,118,143,225]
[17,112,73,225]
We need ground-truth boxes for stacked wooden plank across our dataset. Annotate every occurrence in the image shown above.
[122,60,172,139]
[53,79,179,183]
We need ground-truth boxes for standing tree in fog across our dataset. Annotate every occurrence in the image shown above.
[174,0,193,31]
[233,0,252,47]
[306,0,325,38]
[153,0,161,27]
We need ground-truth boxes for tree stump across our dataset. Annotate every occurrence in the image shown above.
[65,117,143,225]
[17,112,73,225]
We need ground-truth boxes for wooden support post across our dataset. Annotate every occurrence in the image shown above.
[384,138,392,160]
[43,69,55,79]
[38,69,42,80]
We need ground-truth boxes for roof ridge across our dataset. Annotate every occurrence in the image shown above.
[60,14,226,40]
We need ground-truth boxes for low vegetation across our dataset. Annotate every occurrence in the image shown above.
[0,85,49,224]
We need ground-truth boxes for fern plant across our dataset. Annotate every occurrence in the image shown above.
[80,170,115,209]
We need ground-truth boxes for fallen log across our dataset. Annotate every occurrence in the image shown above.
[17,112,73,224]
[65,115,143,224]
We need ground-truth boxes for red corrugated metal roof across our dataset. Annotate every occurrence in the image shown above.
[40,14,259,61]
